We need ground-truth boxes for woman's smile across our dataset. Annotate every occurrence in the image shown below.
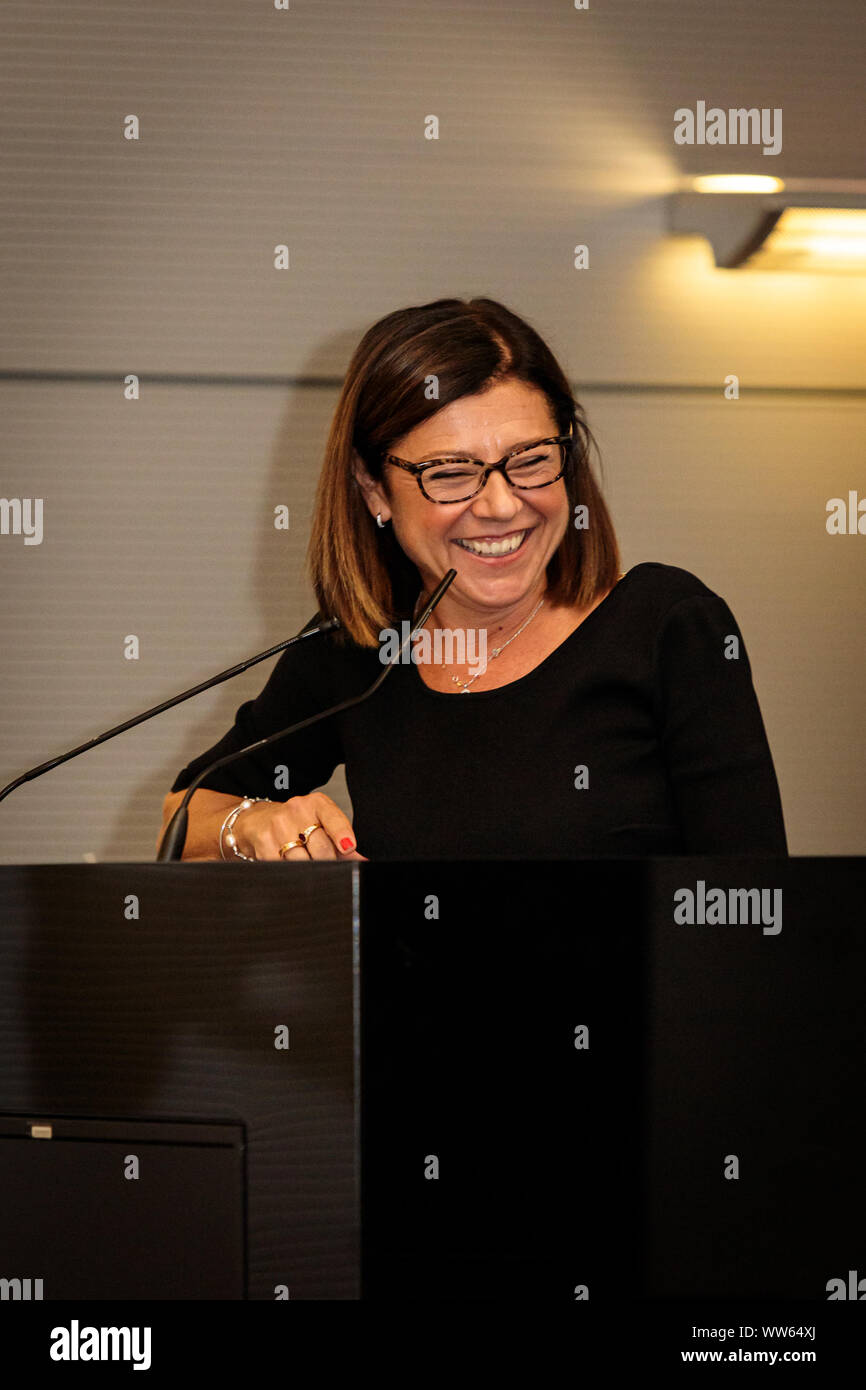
[451,524,536,562]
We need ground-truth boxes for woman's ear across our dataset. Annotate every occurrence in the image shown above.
[352,450,391,523]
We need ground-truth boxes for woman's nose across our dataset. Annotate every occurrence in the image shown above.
[472,468,522,515]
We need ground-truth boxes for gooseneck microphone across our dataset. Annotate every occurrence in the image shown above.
[156,568,458,862]
[0,618,341,806]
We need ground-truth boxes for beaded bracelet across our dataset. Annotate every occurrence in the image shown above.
[219,797,271,861]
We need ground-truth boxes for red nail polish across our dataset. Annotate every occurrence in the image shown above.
[340,837,355,852]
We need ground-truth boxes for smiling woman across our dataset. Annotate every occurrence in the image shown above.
[160,297,788,862]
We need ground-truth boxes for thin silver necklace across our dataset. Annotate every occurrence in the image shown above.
[449,595,546,693]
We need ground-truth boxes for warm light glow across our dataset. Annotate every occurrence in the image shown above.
[692,174,785,194]
[746,207,866,271]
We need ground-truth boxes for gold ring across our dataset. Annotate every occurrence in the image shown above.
[279,824,322,858]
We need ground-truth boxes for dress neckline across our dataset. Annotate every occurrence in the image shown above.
[410,566,635,700]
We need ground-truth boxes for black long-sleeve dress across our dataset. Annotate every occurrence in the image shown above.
[171,562,788,858]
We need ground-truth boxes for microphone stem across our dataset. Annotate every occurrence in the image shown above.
[157,570,457,861]
[0,621,337,804]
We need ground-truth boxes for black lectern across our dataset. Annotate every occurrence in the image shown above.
[0,858,864,1301]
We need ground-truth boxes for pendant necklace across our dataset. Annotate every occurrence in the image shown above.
[450,595,546,693]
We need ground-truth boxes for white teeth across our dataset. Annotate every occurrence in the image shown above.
[456,530,526,556]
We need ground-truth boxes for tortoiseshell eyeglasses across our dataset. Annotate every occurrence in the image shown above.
[381,434,573,503]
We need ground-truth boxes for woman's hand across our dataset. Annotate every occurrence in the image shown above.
[233,792,367,862]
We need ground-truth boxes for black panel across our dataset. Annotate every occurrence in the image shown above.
[644,856,866,1298]
[360,860,648,1299]
[0,864,358,1300]
[0,1117,243,1299]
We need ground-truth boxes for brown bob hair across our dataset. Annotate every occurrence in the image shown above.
[307,297,621,646]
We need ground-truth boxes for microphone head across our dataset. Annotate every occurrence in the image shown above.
[304,615,340,633]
